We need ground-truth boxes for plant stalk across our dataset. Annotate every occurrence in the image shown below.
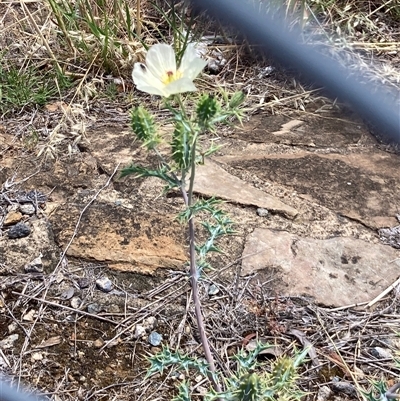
[179,185,221,394]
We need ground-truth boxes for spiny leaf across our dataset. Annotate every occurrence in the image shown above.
[130,106,160,150]
[196,94,221,130]
[172,120,193,169]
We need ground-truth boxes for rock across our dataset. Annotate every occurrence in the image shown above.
[70,297,82,309]
[59,287,75,300]
[0,334,19,349]
[143,317,157,331]
[77,277,90,289]
[87,303,102,314]
[242,228,400,306]
[8,222,31,239]
[256,208,269,217]
[134,325,146,339]
[93,338,104,348]
[148,331,162,346]
[50,200,186,275]
[20,204,35,215]
[228,150,400,230]
[208,284,220,295]
[316,386,332,401]
[31,352,43,362]
[22,309,36,322]
[8,322,17,334]
[0,219,58,273]
[331,380,356,396]
[194,160,298,219]
[24,253,43,273]
[95,277,113,293]
[370,347,393,360]
[3,210,23,226]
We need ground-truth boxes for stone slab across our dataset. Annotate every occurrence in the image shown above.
[231,111,369,147]
[50,197,186,275]
[228,151,400,229]
[242,228,400,306]
[194,160,298,219]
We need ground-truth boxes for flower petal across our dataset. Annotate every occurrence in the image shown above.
[132,63,166,96]
[146,44,177,80]
[164,77,198,97]
[180,43,207,80]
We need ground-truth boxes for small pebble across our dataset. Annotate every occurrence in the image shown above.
[143,316,157,331]
[59,287,75,300]
[31,352,43,362]
[8,322,17,334]
[8,222,31,239]
[95,276,113,292]
[0,334,19,349]
[331,379,356,396]
[93,338,104,348]
[3,211,23,226]
[370,347,393,360]
[134,325,146,339]
[70,296,82,309]
[87,303,102,314]
[77,277,90,289]
[20,204,36,215]
[256,208,269,217]
[317,385,332,401]
[208,284,220,295]
[24,253,43,273]
[148,331,162,346]
[22,309,36,322]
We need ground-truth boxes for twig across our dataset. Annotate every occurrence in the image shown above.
[365,276,400,309]
[19,1,63,73]
[12,292,121,325]
[12,164,120,383]
[386,382,400,400]
[136,0,142,38]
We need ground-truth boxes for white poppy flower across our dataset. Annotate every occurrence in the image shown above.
[132,43,207,97]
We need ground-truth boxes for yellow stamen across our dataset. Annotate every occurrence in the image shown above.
[162,69,182,84]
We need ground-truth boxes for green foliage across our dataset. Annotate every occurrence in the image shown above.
[122,65,246,401]
[147,346,212,379]
[172,120,194,169]
[213,348,307,401]
[130,106,161,150]
[147,343,308,401]
[196,95,221,130]
[0,59,70,115]
[47,0,136,73]
[120,164,179,190]
[172,381,191,401]
[361,380,390,401]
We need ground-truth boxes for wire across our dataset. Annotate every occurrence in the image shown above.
[0,381,45,401]
[192,0,400,143]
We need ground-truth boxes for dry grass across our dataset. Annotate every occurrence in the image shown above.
[1,0,399,156]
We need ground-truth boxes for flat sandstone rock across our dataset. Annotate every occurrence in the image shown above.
[242,228,400,306]
[228,151,400,229]
[194,160,298,219]
[50,199,186,275]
